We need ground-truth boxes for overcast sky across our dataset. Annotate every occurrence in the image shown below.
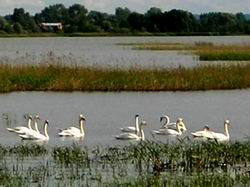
[0,0,249,16]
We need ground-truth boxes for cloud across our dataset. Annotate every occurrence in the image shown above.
[0,0,249,16]
[82,0,250,14]
[0,0,44,15]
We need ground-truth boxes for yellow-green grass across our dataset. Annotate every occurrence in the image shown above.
[197,49,250,61]
[133,43,189,50]
[126,42,250,61]
[0,63,250,92]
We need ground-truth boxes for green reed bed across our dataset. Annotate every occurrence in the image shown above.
[198,50,250,61]
[126,42,250,61]
[1,63,250,92]
[0,141,249,186]
[130,43,189,50]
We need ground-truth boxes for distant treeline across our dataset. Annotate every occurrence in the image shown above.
[0,4,250,35]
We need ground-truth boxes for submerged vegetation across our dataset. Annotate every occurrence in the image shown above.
[0,62,250,92]
[0,141,249,186]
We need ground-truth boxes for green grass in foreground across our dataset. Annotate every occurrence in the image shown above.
[0,141,249,186]
[0,63,250,92]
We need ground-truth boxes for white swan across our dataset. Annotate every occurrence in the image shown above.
[115,121,147,141]
[120,113,139,134]
[7,115,34,134]
[19,120,49,141]
[210,120,231,142]
[58,114,85,138]
[191,125,213,138]
[153,118,186,135]
[160,115,176,129]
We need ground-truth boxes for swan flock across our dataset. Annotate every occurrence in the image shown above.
[6,113,232,143]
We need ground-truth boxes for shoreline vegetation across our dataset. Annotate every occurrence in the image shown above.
[0,62,250,92]
[1,4,250,36]
[0,141,249,186]
[0,32,249,38]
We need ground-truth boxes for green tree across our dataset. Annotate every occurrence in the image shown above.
[115,7,131,29]
[163,9,197,32]
[128,12,144,31]
[200,12,238,33]
[0,16,7,30]
[36,4,69,24]
[12,8,39,32]
[144,7,162,32]
[68,4,89,32]
[88,11,113,32]
[236,12,246,32]
[13,22,23,33]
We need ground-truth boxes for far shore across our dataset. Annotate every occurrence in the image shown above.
[0,32,248,38]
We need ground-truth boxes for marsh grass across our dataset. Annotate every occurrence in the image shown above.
[1,62,250,91]
[131,43,189,50]
[125,42,250,61]
[198,50,250,61]
[0,141,249,186]
[0,144,48,158]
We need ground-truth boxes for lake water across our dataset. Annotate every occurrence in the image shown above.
[1,36,250,68]
[0,36,249,147]
[0,90,249,147]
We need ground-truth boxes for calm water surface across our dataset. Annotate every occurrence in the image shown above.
[0,90,249,147]
[0,36,249,147]
[1,36,250,68]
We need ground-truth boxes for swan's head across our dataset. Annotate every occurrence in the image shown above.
[140,121,147,126]
[160,115,169,122]
[135,113,139,117]
[45,120,49,126]
[225,120,230,125]
[34,115,40,120]
[79,114,86,121]
[24,114,32,120]
[177,118,183,122]
[177,118,186,132]
[203,125,210,131]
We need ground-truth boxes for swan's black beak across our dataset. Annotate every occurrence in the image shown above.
[160,116,164,122]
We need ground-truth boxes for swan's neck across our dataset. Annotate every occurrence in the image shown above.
[44,122,49,139]
[79,119,84,134]
[135,115,139,134]
[224,123,229,137]
[28,118,32,129]
[139,126,145,140]
[34,120,40,133]
[162,116,170,128]
[176,122,182,134]
[165,116,170,125]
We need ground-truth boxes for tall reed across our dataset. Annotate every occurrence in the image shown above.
[0,63,250,91]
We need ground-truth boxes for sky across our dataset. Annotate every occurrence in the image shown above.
[0,0,249,16]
